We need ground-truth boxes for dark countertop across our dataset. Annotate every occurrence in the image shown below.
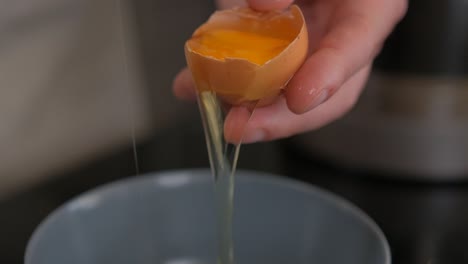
[2,114,468,264]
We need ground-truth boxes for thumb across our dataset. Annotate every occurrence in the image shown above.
[247,0,294,11]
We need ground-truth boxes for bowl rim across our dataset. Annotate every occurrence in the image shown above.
[24,168,391,264]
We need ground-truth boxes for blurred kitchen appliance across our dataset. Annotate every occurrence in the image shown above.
[290,0,468,180]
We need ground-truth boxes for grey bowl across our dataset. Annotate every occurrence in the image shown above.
[25,169,390,264]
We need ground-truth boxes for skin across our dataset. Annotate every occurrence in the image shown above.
[173,0,408,144]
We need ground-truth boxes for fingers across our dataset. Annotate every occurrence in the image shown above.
[224,106,253,144]
[216,0,294,10]
[246,0,294,11]
[172,68,197,101]
[216,0,248,9]
[285,0,407,114]
[225,65,371,144]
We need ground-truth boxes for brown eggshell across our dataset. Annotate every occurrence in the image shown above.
[185,5,308,106]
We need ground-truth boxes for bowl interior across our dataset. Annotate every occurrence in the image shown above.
[25,169,390,264]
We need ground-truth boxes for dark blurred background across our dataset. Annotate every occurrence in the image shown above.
[1,0,468,264]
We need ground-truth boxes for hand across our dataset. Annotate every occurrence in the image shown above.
[173,0,407,144]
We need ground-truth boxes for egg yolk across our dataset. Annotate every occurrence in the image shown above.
[191,29,289,65]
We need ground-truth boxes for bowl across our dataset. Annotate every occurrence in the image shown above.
[25,169,390,264]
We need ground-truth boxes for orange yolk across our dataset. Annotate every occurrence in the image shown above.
[190,29,290,65]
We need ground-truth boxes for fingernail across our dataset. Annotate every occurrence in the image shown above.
[306,89,329,112]
[243,129,265,143]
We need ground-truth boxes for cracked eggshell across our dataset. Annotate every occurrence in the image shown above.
[185,5,308,106]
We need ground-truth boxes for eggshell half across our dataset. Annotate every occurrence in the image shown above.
[185,5,308,106]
